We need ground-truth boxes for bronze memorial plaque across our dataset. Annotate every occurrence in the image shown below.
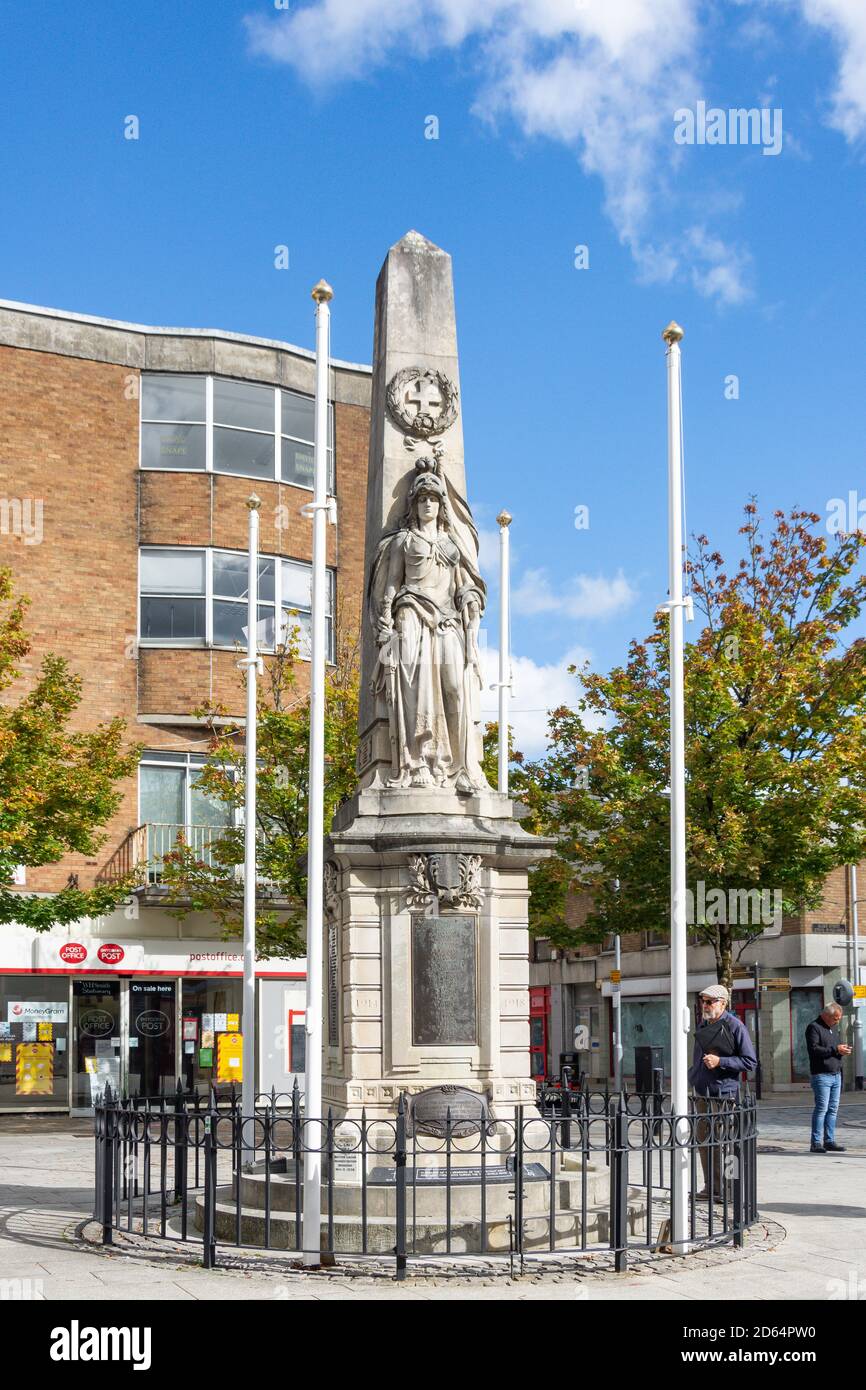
[408,1084,489,1138]
[411,915,477,1046]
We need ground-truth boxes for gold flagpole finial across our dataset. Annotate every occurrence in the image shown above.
[662,321,684,344]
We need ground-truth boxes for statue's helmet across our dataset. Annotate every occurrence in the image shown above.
[404,458,451,526]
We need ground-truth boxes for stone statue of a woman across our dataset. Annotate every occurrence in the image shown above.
[367,458,489,791]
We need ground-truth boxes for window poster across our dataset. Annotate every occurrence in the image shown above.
[16,1042,53,1095]
[182,1017,198,1042]
[216,1032,243,1082]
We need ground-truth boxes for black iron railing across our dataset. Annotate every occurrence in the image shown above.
[93,1082,758,1281]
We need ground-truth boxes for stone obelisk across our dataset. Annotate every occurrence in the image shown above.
[322,231,551,1120]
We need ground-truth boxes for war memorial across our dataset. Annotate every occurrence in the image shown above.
[93,233,757,1269]
[322,229,550,1123]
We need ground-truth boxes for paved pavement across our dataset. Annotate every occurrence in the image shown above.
[0,1095,864,1301]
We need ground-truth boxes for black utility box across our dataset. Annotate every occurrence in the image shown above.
[634,1045,664,1092]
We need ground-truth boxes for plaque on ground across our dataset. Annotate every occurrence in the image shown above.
[368,1163,549,1185]
[412,914,477,1046]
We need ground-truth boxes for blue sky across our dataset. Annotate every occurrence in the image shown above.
[2,0,864,753]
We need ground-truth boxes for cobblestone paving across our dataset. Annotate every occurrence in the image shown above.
[80,1208,783,1288]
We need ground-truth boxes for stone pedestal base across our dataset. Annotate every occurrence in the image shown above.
[320,788,552,1122]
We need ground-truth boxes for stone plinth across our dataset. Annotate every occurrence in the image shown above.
[321,787,551,1120]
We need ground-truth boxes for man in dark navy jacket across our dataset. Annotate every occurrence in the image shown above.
[805,1003,851,1153]
[688,983,757,1198]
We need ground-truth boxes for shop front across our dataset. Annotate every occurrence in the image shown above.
[0,929,306,1113]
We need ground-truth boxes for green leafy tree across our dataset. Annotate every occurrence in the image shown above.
[522,506,866,989]
[159,623,361,958]
[0,569,140,929]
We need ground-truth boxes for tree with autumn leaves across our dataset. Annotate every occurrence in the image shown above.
[519,506,866,990]
[0,568,139,929]
[158,623,361,958]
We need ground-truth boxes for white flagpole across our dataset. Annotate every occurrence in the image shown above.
[496,510,512,795]
[302,278,333,1265]
[662,321,691,1249]
[851,864,864,1088]
[241,493,261,1161]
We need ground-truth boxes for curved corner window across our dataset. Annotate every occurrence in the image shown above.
[139,546,333,659]
[141,373,334,491]
[140,375,207,471]
[139,548,206,643]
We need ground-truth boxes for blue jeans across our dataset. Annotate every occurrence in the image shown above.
[810,1073,842,1146]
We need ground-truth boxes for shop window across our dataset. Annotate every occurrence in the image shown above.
[0,977,70,1110]
[180,979,244,1096]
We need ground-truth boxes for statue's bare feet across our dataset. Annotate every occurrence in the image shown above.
[410,765,434,787]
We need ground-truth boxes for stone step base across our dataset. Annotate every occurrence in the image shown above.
[235,1165,613,1218]
[197,1187,647,1255]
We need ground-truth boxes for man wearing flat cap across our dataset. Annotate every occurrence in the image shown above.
[688,983,757,1200]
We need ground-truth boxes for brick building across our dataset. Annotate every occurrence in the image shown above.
[0,298,371,1112]
[530,861,866,1092]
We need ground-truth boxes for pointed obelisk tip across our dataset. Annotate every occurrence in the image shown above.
[311,279,334,303]
[392,229,444,255]
[662,320,684,344]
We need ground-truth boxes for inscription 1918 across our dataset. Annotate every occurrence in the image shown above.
[411,915,477,1046]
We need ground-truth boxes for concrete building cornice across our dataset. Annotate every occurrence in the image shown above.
[0,296,372,407]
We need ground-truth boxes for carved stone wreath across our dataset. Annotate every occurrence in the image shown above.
[386,367,459,440]
[406,854,436,911]
[404,852,483,912]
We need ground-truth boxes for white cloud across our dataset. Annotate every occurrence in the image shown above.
[475,524,501,579]
[244,0,754,305]
[796,0,866,140]
[479,642,597,757]
[512,566,637,620]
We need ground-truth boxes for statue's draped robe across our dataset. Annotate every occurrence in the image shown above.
[369,495,487,788]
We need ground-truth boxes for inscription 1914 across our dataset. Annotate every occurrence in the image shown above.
[411,914,477,1046]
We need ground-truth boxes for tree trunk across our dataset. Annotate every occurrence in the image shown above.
[717,925,733,994]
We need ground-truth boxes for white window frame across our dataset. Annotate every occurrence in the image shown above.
[138,751,235,830]
[138,545,334,661]
[140,373,335,493]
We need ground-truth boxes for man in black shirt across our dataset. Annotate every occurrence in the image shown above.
[805,1002,852,1153]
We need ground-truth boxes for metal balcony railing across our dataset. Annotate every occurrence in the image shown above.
[98,822,241,886]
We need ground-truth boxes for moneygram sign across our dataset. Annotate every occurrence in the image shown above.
[8,1000,68,1023]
